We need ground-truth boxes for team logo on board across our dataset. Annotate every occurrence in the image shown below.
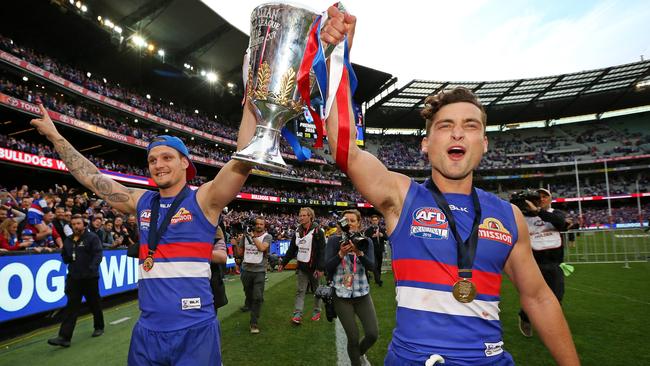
[170,208,193,224]
[478,218,513,245]
[410,207,449,239]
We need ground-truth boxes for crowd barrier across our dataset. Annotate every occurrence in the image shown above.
[563,228,650,265]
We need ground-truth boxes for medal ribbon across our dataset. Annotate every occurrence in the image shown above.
[145,185,192,260]
[424,179,482,280]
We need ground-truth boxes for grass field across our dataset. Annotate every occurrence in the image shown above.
[1,262,649,365]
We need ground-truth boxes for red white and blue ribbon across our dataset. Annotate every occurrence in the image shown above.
[297,5,358,172]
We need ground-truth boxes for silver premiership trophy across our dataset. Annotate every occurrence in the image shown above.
[232,3,319,172]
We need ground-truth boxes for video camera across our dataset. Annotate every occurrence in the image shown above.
[510,189,541,216]
[338,216,370,253]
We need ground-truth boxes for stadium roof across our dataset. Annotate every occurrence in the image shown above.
[73,0,392,104]
[366,60,650,129]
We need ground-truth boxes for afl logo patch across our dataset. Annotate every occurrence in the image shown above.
[410,207,449,239]
[139,210,151,230]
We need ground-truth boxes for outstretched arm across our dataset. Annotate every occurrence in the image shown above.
[196,101,256,224]
[30,103,144,214]
[505,205,580,366]
[321,6,409,232]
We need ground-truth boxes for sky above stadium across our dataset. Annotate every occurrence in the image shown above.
[203,0,650,85]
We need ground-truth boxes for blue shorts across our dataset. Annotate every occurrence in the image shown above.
[128,318,221,366]
[385,347,515,366]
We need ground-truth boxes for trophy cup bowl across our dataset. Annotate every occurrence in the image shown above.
[232,2,318,172]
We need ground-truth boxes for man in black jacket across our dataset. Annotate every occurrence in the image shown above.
[364,214,387,286]
[519,188,568,337]
[279,207,326,324]
[48,214,104,347]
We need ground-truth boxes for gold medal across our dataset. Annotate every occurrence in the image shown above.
[143,255,155,272]
[452,279,477,303]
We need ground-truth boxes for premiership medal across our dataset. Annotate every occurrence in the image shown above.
[452,279,477,303]
[143,255,154,272]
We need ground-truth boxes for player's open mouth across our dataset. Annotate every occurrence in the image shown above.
[447,146,466,159]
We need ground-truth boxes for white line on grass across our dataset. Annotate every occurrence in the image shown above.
[335,318,351,366]
[109,317,131,325]
[566,286,650,305]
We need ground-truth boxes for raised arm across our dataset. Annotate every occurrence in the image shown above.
[321,6,410,231]
[196,101,256,224]
[505,205,580,366]
[30,104,143,214]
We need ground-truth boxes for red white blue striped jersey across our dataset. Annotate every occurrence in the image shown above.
[136,189,216,331]
[388,180,518,365]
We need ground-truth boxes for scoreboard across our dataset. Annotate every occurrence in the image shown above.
[293,103,365,147]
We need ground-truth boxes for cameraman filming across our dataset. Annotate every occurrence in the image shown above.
[325,210,378,366]
[513,188,568,338]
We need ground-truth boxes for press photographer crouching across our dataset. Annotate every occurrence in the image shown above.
[325,210,378,366]
[511,188,568,338]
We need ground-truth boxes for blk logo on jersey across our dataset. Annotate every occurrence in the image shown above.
[478,218,513,245]
[140,210,151,230]
[410,207,449,239]
[170,207,193,224]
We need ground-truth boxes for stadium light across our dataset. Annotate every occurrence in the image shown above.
[194,109,199,114]
[69,0,74,5]
[146,94,151,99]
[104,19,114,29]
[191,137,195,140]
[227,82,235,88]
[102,78,107,83]
[157,49,165,57]
[147,44,155,52]
[22,76,28,82]
[97,16,102,22]
[165,129,169,132]
[206,72,218,83]
[200,70,206,76]
[132,34,146,48]
[169,101,174,106]
[114,26,122,34]
[75,1,81,9]
[81,4,87,12]
[134,119,139,123]
[86,72,91,78]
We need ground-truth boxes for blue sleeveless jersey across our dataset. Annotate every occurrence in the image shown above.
[388,181,518,365]
[136,189,216,331]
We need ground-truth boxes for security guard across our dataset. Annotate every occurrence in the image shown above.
[48,214,104,347]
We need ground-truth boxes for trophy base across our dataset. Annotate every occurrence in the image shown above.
[232,125,290,173]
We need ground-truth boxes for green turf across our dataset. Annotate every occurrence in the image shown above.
[1,263,648,365]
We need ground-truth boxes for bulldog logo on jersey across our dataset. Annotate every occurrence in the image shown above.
[478,218,513,245]
[139,209,151,230]
[170,207,193,224]
[410,207,449,239]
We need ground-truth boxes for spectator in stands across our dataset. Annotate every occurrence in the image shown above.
[111,215,129,248]
[279,207,326,324]
[125,214,139,246]
[235,216,272,334]
[0,218,32,251]
[31,92,256,364]
[88,213,113,248]
[53,206,72,241]
[47,215,104,347]
[325,209,378,366]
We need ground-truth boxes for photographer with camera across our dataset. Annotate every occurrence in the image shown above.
[279,207,326,324]
[511,188,568,338]
[364,214,387,287]
[325,209,378,366]
[235,216,272,334]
